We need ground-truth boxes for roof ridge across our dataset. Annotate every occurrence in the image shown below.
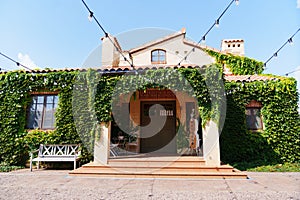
[129,30,185,54]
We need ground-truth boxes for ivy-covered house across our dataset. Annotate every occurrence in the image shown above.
[0,28,299,169]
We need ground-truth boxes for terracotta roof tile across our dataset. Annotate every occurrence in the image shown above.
[0,67,279,83]
[224,75,277,82]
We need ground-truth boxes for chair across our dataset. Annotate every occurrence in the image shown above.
[125,133,139,153]
[110,143,119,157]
[109,136,126,157]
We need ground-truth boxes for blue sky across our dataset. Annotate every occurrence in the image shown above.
[0,1,299,83]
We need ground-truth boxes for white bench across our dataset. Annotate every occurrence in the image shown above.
[30,144,81,171]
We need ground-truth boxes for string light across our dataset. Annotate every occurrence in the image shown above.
[264,28,300,68]
[0,67,9,71]
[178,0,239,66]
[0,52,32,71]
[215,19,220,28]
[88,11,93,22]
[81,0,135,69]
[283,68,300,76]
[201,36,206,44]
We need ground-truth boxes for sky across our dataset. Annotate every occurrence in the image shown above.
[0,1,299,89]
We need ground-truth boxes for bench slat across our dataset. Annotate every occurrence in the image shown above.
[30,144,80,172]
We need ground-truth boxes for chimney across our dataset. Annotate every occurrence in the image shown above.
[221,39,245,56]
[101,35,121,68]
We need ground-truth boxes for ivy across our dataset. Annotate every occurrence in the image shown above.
[222,78,300,165]
[206,49,264,75]
[0,67,299,167]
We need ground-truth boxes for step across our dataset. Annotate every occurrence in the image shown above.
[69,156,248,179]
[70,168,247,179]
[75,165,235,173]
[83,161,206,168]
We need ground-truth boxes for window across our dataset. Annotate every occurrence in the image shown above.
[27,95,58,129]
[151,49,166,64]
[246,100,263,130]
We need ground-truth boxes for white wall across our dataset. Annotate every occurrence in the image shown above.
[130,35,214,67]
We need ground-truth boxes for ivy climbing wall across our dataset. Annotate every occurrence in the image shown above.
[0,66,299,167]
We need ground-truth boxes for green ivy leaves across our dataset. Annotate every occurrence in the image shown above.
[206,49,264,75]
[0,67,299,167]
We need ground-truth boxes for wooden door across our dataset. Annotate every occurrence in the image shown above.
[140,101,176,153]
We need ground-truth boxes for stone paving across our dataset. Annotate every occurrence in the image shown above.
[0,169,299,200]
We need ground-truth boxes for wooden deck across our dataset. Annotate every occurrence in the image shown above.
[70,155,247,179]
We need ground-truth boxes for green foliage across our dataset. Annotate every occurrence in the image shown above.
[206,49,264,75]
[221,77,300,166]
[0,164,23,172]
[247,162,300,172]
[176,118,189,153]
[23,130,59,151]
[0,67,299,168]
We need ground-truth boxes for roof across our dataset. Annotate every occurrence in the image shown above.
[129,29,186,54]
[222,39,244,43]
[0,65,203,75]
[182,39,222,53]
[224,74,278,82]
[0,67,279,82]
[128,28,223,55]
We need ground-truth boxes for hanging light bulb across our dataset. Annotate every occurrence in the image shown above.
[88,11,94,21]
[235,0,239,6]
[201,36,206,44]
[288,38,293,45]
[215,19,220,28]
[263,63,267,68]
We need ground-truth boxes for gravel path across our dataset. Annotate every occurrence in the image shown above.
[0,169,299,200]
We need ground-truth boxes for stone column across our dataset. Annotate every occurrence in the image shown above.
[202,120,221,166]
[94,122,111,165]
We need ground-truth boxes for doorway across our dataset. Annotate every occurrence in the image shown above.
[140,101,176,153]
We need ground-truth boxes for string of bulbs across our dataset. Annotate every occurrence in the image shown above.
[177,0,239,66]
[244,28,300,81]
[0,52,32,71]
[264,28,300,69]
[284,68,300,76]
[81,0,135,69]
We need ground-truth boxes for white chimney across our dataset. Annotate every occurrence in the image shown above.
[221,39,245,56]
[101,35,121,68]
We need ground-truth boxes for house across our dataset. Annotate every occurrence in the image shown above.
[0,29,299,176]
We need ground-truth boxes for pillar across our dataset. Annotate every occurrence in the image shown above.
[94,121,111,165]
[202,120,221,166]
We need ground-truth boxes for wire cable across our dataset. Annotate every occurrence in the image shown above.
[0,52,32,71]
[81,0,135,69]
[283,68,300,76]
[178,0,239,66]
[264,28,300,69]
[0,67,9,71]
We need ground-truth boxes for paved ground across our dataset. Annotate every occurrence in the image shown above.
[0,169,299,200]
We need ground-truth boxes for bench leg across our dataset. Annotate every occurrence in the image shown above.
[30,158,33,172]
[37,161,40,170]
[74,160,76,170]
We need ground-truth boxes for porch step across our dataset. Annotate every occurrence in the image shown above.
[98,156,206,168]
[70,156,247,179]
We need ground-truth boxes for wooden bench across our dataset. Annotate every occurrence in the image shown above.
[30,144,81,171]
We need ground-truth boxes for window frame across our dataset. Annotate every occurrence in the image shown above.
[26,92,59,130]
[151,49,166,64]
[245,100,263,131]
